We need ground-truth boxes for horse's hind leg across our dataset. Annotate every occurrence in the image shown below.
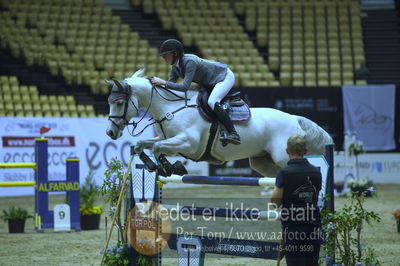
[249,155,280,177]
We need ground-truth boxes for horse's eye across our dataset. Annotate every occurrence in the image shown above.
[116,102,123,106]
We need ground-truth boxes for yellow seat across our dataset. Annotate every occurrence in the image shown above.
[280,72,291,87]
[24,110,34,117]
[356,80,367,85]
[42,104,51,112]
[343,80,354,85]
[23,103,32,111]
[4,103,14,111]
[292,72,304,86]
[34,111,43,117]
[43,111,53,117]
[40,95,49,104]
[12,94,22,103]
[32,103,41,112]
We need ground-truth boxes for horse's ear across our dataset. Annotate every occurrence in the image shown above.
[133,69,145,78]
[104,79,114,87]
[113,79,125,92]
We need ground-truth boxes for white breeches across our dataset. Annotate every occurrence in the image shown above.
[208,68,235,110]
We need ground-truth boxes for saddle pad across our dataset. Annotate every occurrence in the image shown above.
[196,89,251,123]
[228,104,251,122]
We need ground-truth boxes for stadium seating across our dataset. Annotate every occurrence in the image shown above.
[0,0,369,117]
[236,0,365,86]
[148,0,279,87]
[0,0,169,96]
[0,75,96,117]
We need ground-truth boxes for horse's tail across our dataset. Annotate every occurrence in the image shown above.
[296,116,333,155]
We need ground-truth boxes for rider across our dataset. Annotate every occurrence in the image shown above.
[150,38,241,145]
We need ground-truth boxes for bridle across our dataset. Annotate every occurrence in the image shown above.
[108,84,140,133]
[108,79,196,137]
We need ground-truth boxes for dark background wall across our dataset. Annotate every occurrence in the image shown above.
[240,86,400,152]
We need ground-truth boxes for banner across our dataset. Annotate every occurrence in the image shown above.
[0,117,155,196]
[342,85,396,151]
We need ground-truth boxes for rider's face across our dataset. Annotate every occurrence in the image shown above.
[162,52,175,65]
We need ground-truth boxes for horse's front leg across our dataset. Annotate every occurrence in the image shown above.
[134,136,163,154]
[152,133,194,157]
[157,154,188,176]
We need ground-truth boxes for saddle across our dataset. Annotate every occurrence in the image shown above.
[196,88,251,123]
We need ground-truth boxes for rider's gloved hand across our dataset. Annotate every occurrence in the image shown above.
[151,77,166,87]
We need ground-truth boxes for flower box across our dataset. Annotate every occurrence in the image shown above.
[80,213,101,230]
[8,219,26,233]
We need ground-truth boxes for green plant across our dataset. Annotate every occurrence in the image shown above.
[347,178,373,189]
[100,158,128,243]
[0,206,33,221]
[80,170,103,215]
[99,158,131,265]
[321,193,381,265]
[347,178,375,197]
[101,243,130,266]
[348,141,365,156]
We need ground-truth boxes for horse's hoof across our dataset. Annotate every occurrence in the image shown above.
[139,152,158,172]
[158,155,173,174]
[157,166,172,177]
[172,161,188,176]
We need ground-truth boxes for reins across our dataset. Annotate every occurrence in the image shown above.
[144,84,197,138]
[109,79,197,138]
[154,85,190,102]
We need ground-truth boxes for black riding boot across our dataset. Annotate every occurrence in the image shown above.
[214,102,241,145]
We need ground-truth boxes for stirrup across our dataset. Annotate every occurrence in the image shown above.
[219,132,241,146]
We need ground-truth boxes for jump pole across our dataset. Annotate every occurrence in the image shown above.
[0,181,36,187]
[0,163,37,169]
[158,175,275,186]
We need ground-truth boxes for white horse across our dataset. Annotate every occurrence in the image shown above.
[106,69,333,177]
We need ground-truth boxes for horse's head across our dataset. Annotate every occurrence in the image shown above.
[105,75,141,140]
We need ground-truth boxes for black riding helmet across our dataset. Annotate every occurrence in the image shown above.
[159,39,184,57]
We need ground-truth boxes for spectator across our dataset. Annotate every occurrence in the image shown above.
[271,134,322,266]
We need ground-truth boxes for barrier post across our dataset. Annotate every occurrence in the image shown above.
[325,144,335,212]
[66,158,81,231]
[35,139,49,232]
[325,143,335,264]
[34,139,81,232]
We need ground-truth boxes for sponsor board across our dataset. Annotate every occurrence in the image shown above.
[210,154,400,184]
[0,117,209,196]
[334,153,400,183]
[0,117,154,196]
